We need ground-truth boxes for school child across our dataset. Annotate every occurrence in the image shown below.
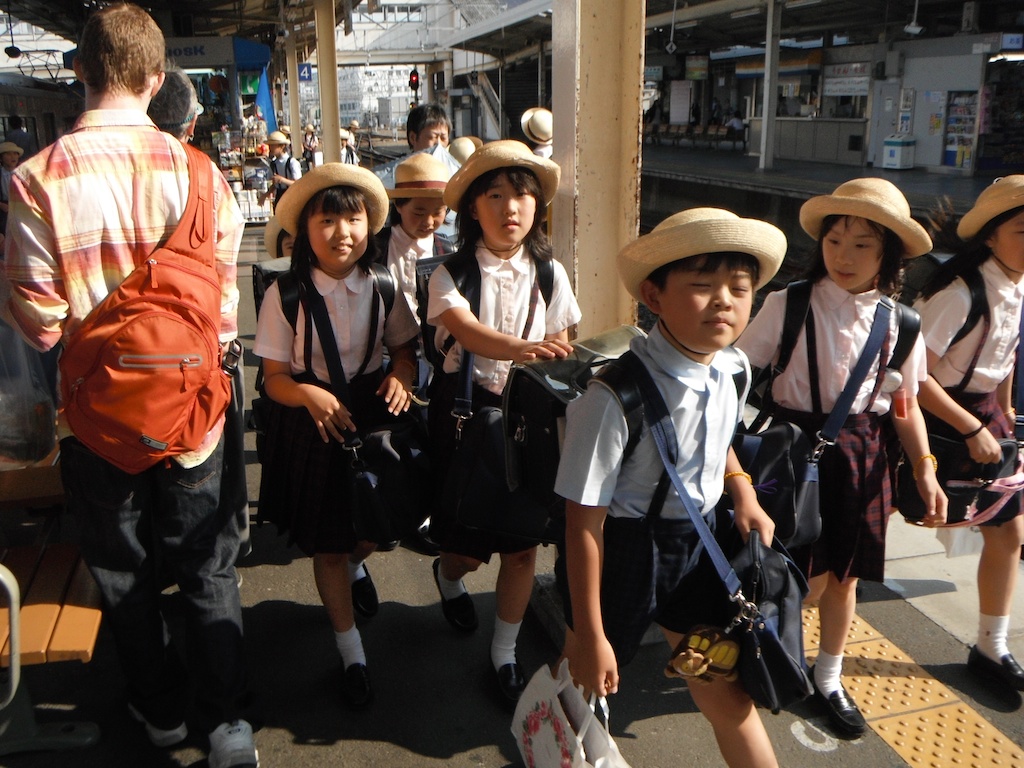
[913,176,1024,692]
[736,178,946,738]
[376,151,455,320]
[253,163,420,709]
[555,207,785,768]
[426,140,581,704]
[263,216,295,261]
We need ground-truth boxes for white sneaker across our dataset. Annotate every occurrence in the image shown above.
[208,719,259,768]
[127,703,188,748]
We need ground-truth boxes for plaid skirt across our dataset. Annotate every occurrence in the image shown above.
[924,389,1021,526]
[427,372,535,562]
[257,370,391,556]
[775,407,890,583]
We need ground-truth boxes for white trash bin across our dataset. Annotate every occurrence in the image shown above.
[882,134,916,169]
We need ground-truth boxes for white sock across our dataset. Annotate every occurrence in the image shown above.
[347,560,366,583]
[335,626,366,669]
[977,614,1011,661]
[438,568,467,602]
[491,617,522,671]
[814,650,844,696]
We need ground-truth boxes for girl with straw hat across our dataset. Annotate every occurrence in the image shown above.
[737,178,946,738]
[425,140,580,704]
[914,176,1024,693]
[254,163,421,709]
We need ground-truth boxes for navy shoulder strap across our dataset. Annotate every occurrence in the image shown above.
[368,262,396,320]
[276,270,301,332]
[593,351,645,464]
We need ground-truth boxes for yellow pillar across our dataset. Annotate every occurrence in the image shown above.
[315,0,341,163]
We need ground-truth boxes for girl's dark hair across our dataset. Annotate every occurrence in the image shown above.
[646,252,760,289]
[289,186,380,280]
[274,228,292,260]
[454,167,552,262]
[803,214,904,294]
[921,198,1024,299]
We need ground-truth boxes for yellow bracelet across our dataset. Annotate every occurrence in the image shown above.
[724,471,753,485]
[1006,409,1017,421]
[912,453,938,480]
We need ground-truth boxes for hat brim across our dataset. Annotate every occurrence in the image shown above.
[443,140,560,209]
[618,218,787,301]
[957,176,1024,239]
[275,163,390,236]
[800,194,932,258]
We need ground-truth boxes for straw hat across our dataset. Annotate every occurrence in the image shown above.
[448,136,482,165]
[521,107,553,145]
[799,178,931,258]
[263,217,293,259]
[0,141,23,156]
[349,120,360,130]
[305,123,315,133]
[275,163,390,236]
[281,125,291,136]
[444,140,560,209]
[957,175,1024,240]
[266,130,289,146]
[617,207,787,300]
[339,128,352,141]
[388,153,449,199]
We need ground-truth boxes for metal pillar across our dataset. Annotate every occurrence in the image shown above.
[285,31,301,161]
[551,0,642,335]
[759,0,782,170]
[315,0,341,163]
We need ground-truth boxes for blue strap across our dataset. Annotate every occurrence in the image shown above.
[812,297,893,458]
[629,359,744,597]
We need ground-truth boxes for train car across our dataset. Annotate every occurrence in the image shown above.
[0,73,83,153]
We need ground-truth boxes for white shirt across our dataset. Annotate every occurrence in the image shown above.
[427,245,582,395]
[254,266,419,382]
[385,225,433,318]
[736,277,928,415]
[915,257,1024,392]
[554,325,747,520]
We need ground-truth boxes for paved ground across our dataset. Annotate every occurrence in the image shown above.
[2,150,1022,768]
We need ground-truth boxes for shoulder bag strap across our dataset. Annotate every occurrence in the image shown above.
[304,277,356,441]
[158,144,215,268]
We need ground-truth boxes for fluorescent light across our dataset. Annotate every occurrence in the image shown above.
[676,20,699,29]
[904,22,924,35]
[731,8,762,18]
[786,0,822,8]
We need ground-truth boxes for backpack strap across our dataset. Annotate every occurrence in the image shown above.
[951,266,989,348]
[163,144,215,267]
[593,352,645,465]
[368,262,396,321]
[276,270,302,332]
[536,257,554,306]
[888,303,921,373]
[748,279,811,430]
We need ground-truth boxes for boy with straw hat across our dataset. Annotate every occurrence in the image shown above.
[555,207,786,768]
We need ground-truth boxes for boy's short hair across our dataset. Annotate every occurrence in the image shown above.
[406,103,452,145]
[78,4,165,95]
[645,252,761,291]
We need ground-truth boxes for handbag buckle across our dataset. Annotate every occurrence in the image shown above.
[726,590,760,632]
[452,413,471,441]
[811,432,834,462]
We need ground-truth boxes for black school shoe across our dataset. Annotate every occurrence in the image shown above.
[495,662,526,706]
[809,666,866,738]
[341,663,373,709]
[351,566,379,618]
[432,558,478,632]
[967,646,1024,691]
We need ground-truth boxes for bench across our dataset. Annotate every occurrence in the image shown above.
[0,457,102,757]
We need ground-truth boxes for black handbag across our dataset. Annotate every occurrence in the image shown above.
[632,354,812,713]
[896,433,1023,526]
[348,414,432,543]
[445,405,563,544]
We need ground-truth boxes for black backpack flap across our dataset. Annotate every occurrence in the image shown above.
[446,406,564,544]
[252,257,293,318]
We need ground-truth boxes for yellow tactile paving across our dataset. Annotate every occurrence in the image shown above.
[802,606,1024,767]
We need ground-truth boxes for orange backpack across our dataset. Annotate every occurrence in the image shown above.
[59,144,232,474]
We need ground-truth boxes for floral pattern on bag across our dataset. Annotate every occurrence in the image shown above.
[520,698,573,768]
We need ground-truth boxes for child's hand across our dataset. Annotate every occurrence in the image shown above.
[514,338,573,364]
[915,471,948,527]
[377,373,413,415]
[568,634,619,697]
[302,385,356,442]
[732,498,776,548]
[966,428,1004,464]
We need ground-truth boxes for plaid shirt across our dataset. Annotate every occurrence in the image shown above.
[2,109,242,352]
[0,109,244,465]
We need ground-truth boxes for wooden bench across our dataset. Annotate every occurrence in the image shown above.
[0,457,102,757]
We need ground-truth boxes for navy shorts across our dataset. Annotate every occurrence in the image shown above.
[556,508,736,666]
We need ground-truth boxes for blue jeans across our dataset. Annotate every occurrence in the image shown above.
[60,435,250,732]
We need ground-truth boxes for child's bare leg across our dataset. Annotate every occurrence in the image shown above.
[496,547,538,623]
[313,552,354,632]
[978,518,1023,616]
[818,573,857,657]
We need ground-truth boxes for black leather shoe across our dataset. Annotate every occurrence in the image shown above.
[432,558,478,632]
[810,667,866,737]
[351,566,379,618]
[341,663,373,709]
[967,646,1024,691]
[495,662,526,705]
[401,520,440,557]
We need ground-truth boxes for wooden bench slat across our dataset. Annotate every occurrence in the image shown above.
[2,543,78,666]
[47,556,103,663]
[0,546,43,664]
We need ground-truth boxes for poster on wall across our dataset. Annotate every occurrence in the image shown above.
[898,111,912,133]
[669,80,693,125]
[685,55,708,80]
[926,90,946,136]
[900,88,915,111]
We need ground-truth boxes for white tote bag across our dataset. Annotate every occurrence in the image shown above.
[512,659,631,768]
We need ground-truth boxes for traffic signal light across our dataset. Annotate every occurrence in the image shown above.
[409,68,420,92]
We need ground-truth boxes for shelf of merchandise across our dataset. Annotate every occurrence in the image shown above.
[214,130,272,223]
[943,91,978,170]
